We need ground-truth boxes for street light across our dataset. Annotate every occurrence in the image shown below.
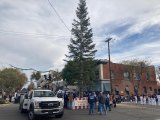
[105,37,113,94]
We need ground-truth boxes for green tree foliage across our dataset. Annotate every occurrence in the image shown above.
[31,71,41,81]
[62,60,80,85]
[62,60,97,90]
[65,0,97,90]
[0,68,27,93]
[67,0,97,59]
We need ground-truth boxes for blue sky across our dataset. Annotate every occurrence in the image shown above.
[0,0,160,80]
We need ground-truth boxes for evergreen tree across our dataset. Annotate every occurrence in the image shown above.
[66,0,97,92]
[67,0,96,59]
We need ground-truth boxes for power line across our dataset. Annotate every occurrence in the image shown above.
[47,0,71,32]
[0,29,70,38]
[0,29,106,42]
[9,64,50,73]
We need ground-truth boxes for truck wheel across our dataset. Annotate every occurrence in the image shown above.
[28,108,36,120]
[55,113,63,118]
[19,104,25,113]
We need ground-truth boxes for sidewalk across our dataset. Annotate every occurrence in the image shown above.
[122,102,160,109]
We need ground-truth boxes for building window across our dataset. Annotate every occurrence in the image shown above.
[146,72,150,81]
[154,89,157,94]
[95,69,99,79]
[149,87,152,91]
[124,71,130,80]
[134,86,138,95]
[111,71,115,80]
[125,85,129,95]
[134,72,140,80]
[158,89,160,95]
[143,87,147,94]
[114,85,119,95]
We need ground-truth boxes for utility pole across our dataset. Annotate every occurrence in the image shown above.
[105,38,113,94]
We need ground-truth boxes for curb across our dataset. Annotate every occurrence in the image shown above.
[0,103,10,108]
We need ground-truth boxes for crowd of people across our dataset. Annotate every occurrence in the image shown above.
[60,89,160,115]
[58,90,116,115]
[88,92,115,115]
[129,94,159,105]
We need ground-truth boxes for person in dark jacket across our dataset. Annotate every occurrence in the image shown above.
[105,93,111,111]
[98,92,107,115]
[113,98,116,107]
[64,92,69,108]
[88,92,97,115]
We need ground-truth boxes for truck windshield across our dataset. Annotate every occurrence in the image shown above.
[34,91,55,97]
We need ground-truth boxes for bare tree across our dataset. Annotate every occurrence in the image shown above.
[121,58,151,95]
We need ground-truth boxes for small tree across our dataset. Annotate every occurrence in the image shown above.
[0,68,27,98]
[50,70,62,81]
[31,71,41,81]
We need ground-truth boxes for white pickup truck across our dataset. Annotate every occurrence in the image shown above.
[19,89,64,120]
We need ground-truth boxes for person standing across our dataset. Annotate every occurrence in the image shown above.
[106,93,111,111]
[88,92,97,115]
[98,92,107,115]
[68,92,74,109]
[64,92,69,108]
[9,94,12,103]
[112,97,116,108]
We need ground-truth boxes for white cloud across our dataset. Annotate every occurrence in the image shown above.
[0,0,160,79]
[111,39,160,65]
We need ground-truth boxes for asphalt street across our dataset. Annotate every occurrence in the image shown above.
[0,103,160,120]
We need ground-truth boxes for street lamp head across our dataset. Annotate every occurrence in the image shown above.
[105,37,112,42]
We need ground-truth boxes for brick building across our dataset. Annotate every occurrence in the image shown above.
[97,59,159,96]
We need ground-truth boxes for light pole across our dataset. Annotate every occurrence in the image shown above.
[105,38,113,94]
